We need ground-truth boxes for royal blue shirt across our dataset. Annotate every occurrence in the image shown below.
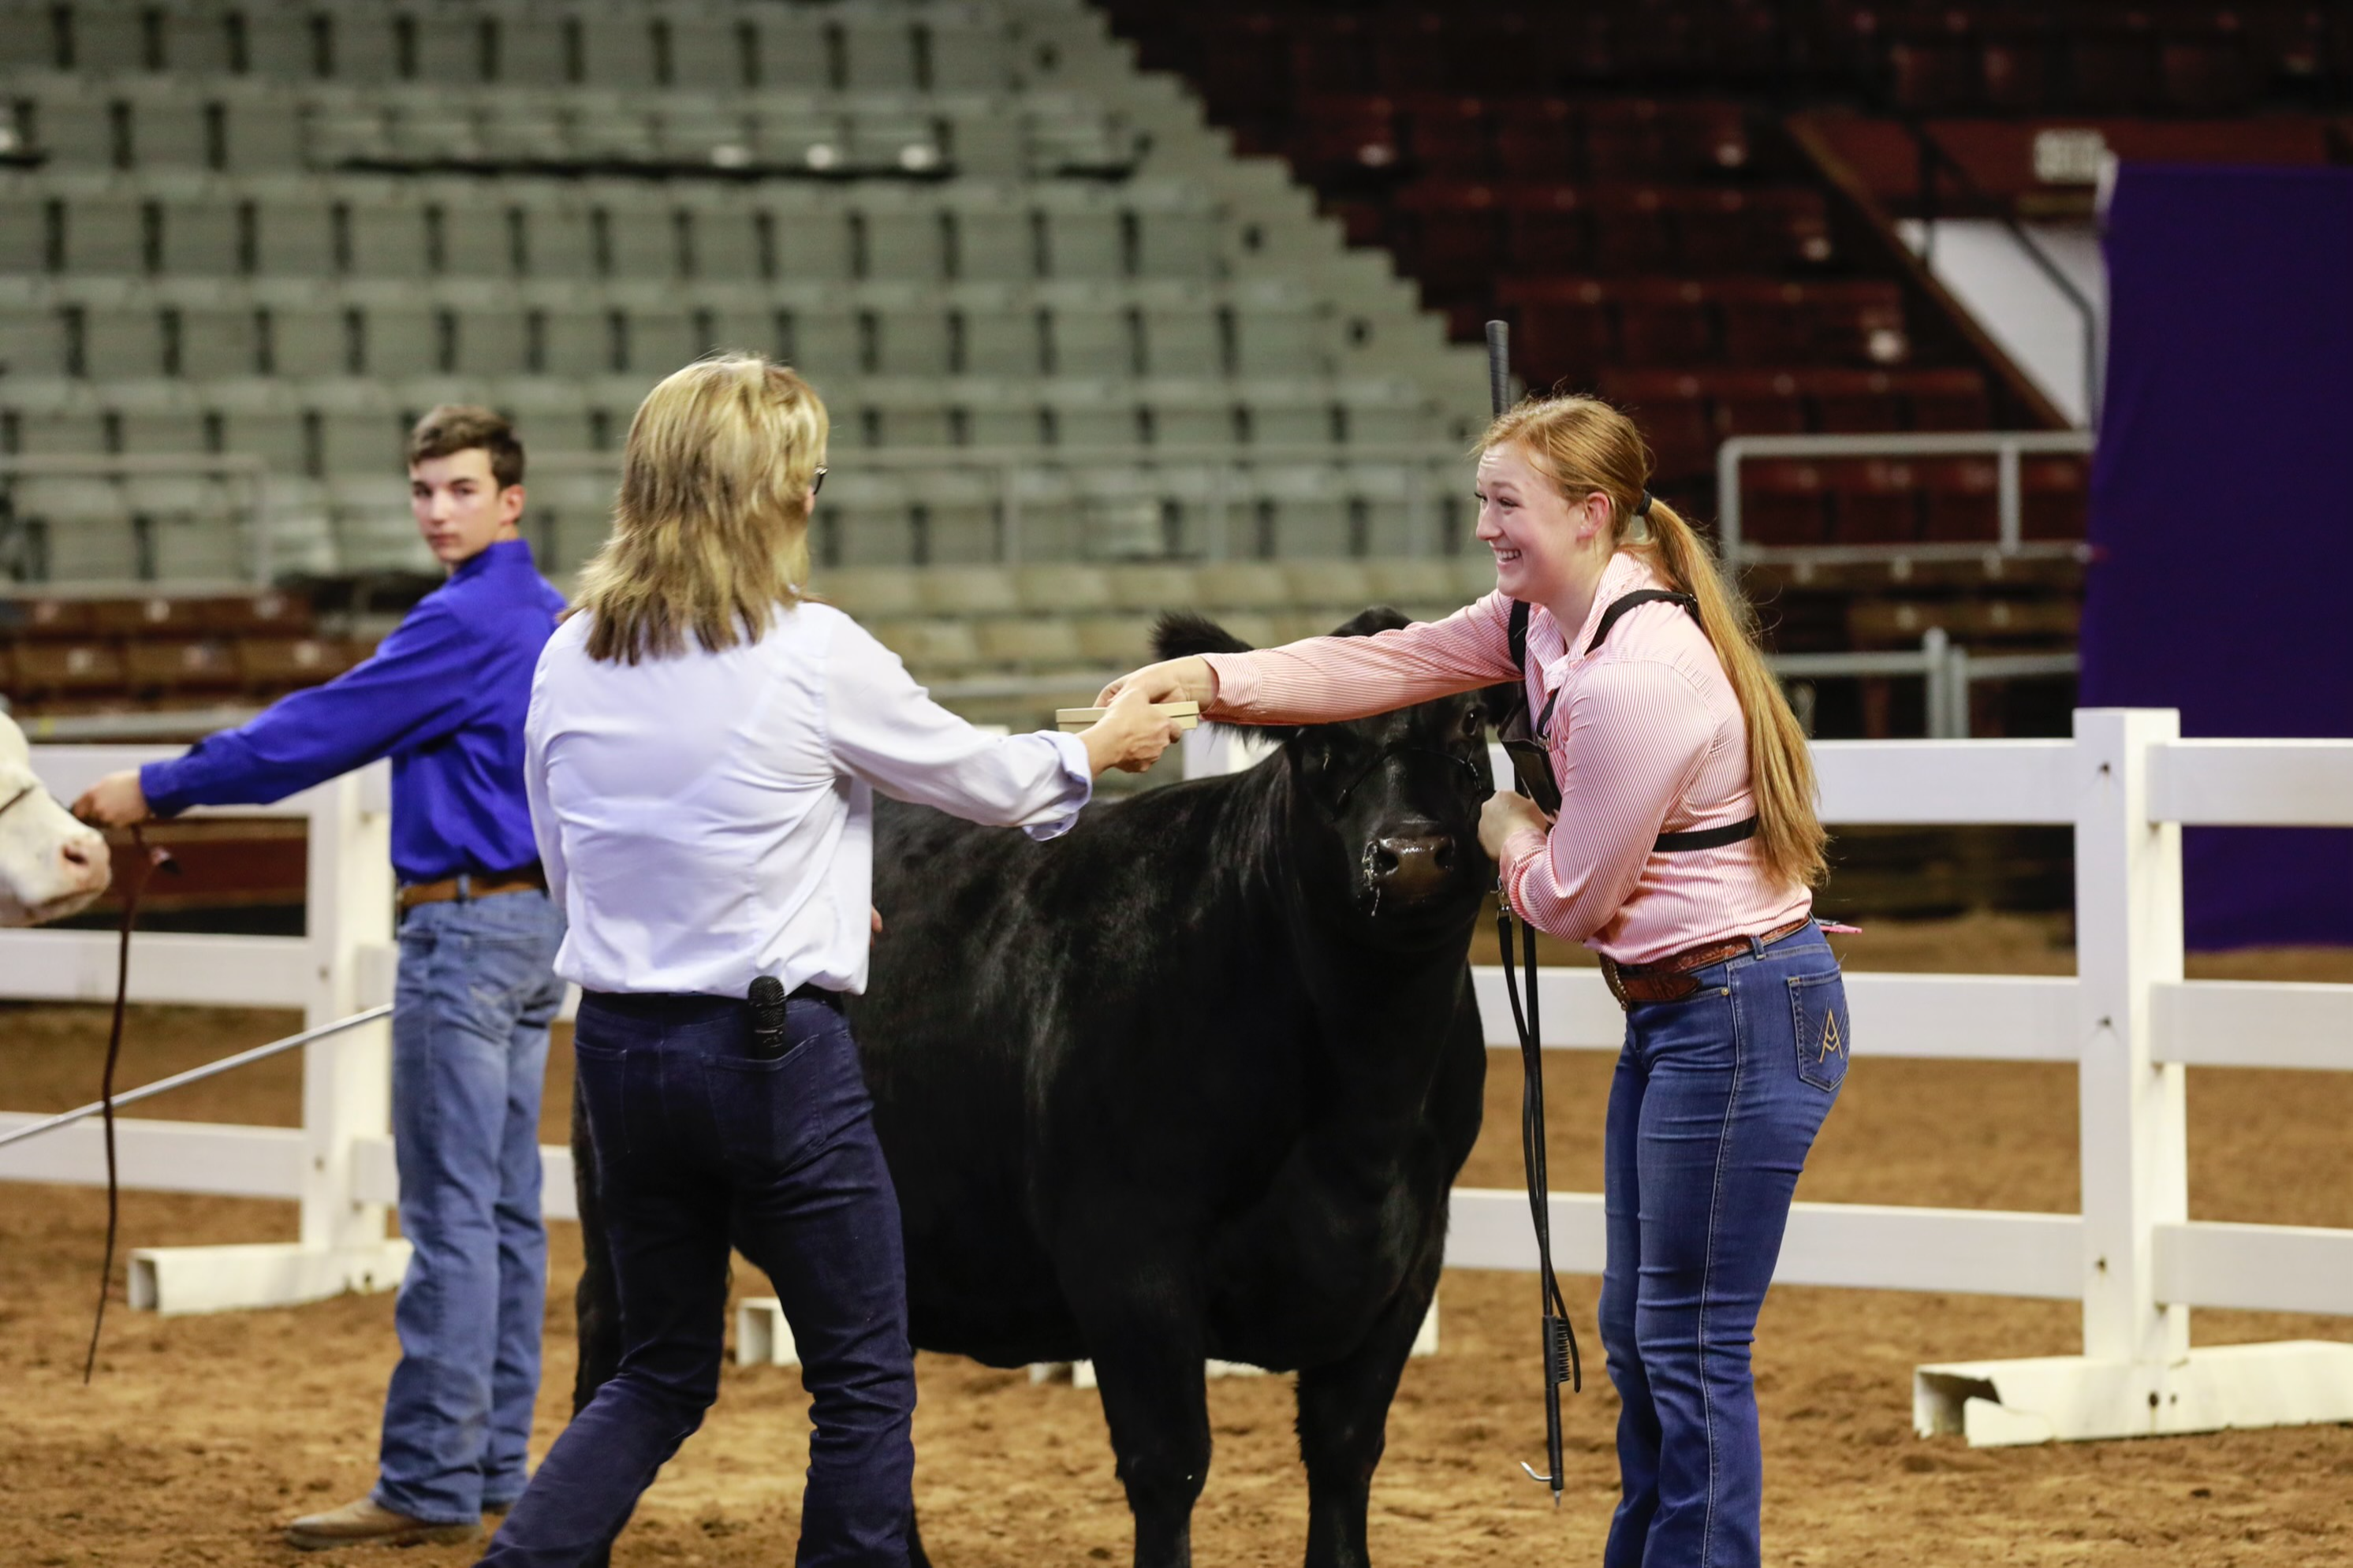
[141,539,569,883]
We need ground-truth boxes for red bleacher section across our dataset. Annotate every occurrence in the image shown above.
[1099,6,2041,549]
[1102,2,2348,556]
[2,590,363,720]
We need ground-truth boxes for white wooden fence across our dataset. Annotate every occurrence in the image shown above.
[5,713,2351,1443]
[0,747,416,1314]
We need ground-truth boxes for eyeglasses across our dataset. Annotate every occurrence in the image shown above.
[811,466,827,497]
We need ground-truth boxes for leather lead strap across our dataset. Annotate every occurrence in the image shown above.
[84,827,173,1384]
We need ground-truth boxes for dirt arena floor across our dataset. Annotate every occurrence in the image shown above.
[5,914,2351,1566]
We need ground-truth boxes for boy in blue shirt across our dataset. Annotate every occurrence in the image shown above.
[77,407,572,1551]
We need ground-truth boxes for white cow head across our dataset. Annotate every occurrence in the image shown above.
[0,713,111,926]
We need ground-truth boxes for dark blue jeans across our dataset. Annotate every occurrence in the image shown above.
[375,889,566,1525]
[1598,922,1848,1568]
[479,992,915,1568]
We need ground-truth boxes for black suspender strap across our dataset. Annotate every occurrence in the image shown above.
[1584,589,1700,655]
[1653,816,1759,852]
[1507,588,1751,855]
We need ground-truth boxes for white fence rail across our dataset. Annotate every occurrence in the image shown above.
[3,716,2351,1443]
[0,747,408,1313]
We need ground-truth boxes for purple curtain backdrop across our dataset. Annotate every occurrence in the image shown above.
[2080,163,2353,948]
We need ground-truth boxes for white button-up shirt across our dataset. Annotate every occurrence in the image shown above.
[525,601,1091,997]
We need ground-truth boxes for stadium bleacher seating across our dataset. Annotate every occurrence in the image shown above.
[1,0,1480,622]
[9,0,2337,734]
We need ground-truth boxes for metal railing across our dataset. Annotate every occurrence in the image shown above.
[1776,628,2078,740]
[537,444,1472,564]
[0,454,277,587]
[1716,429,2096,566]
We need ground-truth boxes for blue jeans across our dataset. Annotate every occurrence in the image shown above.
[1599,922,1848,1568]
[373,889,567,1525]
[481,992,915,1568]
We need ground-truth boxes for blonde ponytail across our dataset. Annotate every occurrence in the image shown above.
[1479,396,1828,891]
[1636,497,1827,889]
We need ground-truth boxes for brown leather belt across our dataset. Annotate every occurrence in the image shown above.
[397,864,548,912]
[1598,914,1814,1010]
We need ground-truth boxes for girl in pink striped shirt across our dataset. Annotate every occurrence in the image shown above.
[1106,396,1850,1568]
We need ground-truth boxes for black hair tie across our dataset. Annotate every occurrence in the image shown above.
[1633,490,1654,520]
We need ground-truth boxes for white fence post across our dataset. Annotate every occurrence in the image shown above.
[123,762,409,1314]
[296,767,397,1254]
[1911,711,2353,1444]
[2071,708,2188,1373]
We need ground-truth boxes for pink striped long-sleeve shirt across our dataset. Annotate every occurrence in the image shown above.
[1199,550,1810,964]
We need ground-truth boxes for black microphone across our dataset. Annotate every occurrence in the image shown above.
[748,975,789,1060]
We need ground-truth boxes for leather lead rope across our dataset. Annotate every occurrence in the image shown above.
[1498,873,1583,1507]
[84,825,173,1384]
[1485,318,1580,1508]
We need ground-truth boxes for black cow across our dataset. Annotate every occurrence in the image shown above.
[573,608,1502,1568]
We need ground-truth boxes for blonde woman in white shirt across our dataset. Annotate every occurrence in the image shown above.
[488,356,1179,1567]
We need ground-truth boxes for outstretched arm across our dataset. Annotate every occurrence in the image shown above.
[1099,593,1520,728]
[77,605,478,825]
[829,622,1178,840]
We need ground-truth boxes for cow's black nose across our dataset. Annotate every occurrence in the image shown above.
[1370,833,1456,902]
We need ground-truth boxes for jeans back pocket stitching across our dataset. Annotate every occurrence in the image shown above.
[1788,973,1849,1091]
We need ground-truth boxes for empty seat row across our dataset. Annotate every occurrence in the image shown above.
[0,586,308,636]
[852,605,1437,674]
[1846,5,2350,114]
[1500,277,1911,374]
[1369,182,1834,294]
[6,76,1137,181]
[1290,95,1755,187]
[0,172,1226,284]
[0,277,1342,383]
[1158,7,1797,116]
[0,1,1025,94]
[1596,368,1995,481]
[815,556,1497,619]
[1739,455,2088,548]
[802,468,1474,570]
[2,487,258,581]
[1845,593,2082,645]
[1121,2,2351,117]
[822,556,1505,672]
[0,631,360,696]
[1,374,1452,473]
[52,460,1466,579]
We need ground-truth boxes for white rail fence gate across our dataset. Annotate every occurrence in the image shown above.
[5,712,2351,1445]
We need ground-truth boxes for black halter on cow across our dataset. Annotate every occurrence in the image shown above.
[572,606,1505,1568]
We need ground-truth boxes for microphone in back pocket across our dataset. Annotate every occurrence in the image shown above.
[748,976,789,1060]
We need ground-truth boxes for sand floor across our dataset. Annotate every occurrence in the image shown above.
[3,915,2349,1566]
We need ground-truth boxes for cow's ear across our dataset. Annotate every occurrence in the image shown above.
[1153,610,1252,661]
